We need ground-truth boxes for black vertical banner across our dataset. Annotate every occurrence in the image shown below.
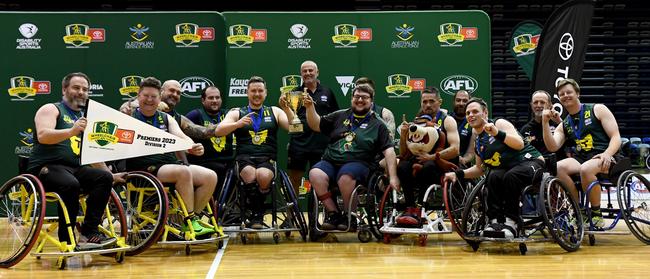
[531,0,594,114]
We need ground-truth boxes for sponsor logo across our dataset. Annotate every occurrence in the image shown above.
[173,23,215,48]
[437,23,478,47]
[89,83,104,97]
[332,24,372,48]
[227,24,267,48]
[7,76,50,101]
[288,23,311,49]
[439,75,478,95]
[392,24,419,49]
[228,78,249,97]
[118,75,144,99]
[16,23,42,50]
[63,23,105,48]
[335,76,355,96]
[15,128,34,156]
[89,121,134,146]
[385,74,425,98]
[179,76,214,98]
[126,23,154,49]
[280,75,302,94]
[558,33,574,61]
[512,33,540,56]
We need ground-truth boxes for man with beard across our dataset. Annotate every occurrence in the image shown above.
[354,77,396,140]
[215,76,291,229]
[444,98,544,239]
[125,77,217,235]
[520,90,566,160]
[541,79,621,228]
[282,61,339,200]
[28,72,126,249]
[185,86,234,199]
[120,80,216,140]
[449,90,474,166]
[394,87,460,226]
[304,84,399,230]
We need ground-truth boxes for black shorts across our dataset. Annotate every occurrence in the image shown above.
[287,150,323,171]
[236,155,275,173]
[139,161,186,176]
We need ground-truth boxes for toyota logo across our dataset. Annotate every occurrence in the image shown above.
[558,33,574,61]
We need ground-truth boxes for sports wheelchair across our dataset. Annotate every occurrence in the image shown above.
[0,157,129,269]
[217,160,308,244]
[307,164,385,243]
[573,156,650,246]
[460,155,584,255]
[113,162,227,256]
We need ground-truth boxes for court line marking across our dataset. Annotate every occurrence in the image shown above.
[205,236,230,279]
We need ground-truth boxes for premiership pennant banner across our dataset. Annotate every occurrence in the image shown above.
[81,99,193,165]
[509,21,542,80]
[531,0,594,107]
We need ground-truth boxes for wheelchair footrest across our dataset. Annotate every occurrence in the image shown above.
[31,246,131,257]
[158,235,228,245]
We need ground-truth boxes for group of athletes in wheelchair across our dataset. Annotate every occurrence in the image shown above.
[3,64,650,269]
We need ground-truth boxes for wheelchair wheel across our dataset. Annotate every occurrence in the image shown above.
[217,170,243,227]
[99,189,129,258]
[378,188,397,236]
[539,175,583,252]
[364,173,385,241]
[278,170,308,242]
[0,174,46,268]
[444,179,475,238]
[119,171,168,256]
[460,181,487,247]
[617,171,650,244]
[306,188,326,242]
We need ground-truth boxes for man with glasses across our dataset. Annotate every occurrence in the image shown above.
[302,84,399,230]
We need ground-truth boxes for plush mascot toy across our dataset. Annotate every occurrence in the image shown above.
[400,115,457,175]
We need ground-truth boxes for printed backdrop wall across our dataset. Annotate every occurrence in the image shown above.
[1,11,490,180]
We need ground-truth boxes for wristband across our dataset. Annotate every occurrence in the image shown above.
[495,130,506,142]
[454,169,465,181]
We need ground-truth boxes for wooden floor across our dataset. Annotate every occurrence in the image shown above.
[2,224,649,278]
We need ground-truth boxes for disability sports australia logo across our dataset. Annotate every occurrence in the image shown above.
[288,23,311,49]
[89,121,134,147]
[173,23,215,48]
[16,23,42,50]
[332,24,372,48]
[437,23,478,47]
[7,76,51,101]
[63,23,105,48]
[280,75,303,94]
[227,24,267,48]
[119,75,144,99]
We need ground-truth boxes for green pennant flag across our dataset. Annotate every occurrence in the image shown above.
[509,21,542,80]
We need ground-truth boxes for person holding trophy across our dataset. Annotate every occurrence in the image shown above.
[279,61,339,202]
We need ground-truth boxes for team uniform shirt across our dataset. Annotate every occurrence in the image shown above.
[185,107,234,164]
[562,103,610,157]
[125,109,177,170]
[234,105,278,159]
[475,119,542,170]
[289,83,339,153]
[320,109,393,165]
[450,112,471,157]
[520,119,567,160]
[28,102,83,171]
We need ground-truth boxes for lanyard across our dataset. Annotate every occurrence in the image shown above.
[135,108,160,128]
[248,105,263,133]
[566,104,585,139]
[61,101,82,121]
[348,112,371,133]
[201,108,222,124]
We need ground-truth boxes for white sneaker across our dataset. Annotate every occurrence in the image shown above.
[502,217,518,239]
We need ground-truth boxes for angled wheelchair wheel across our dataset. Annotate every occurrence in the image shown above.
[99,189,129,258]
[617,170,650,244]
[0,174,46,268]
[306,188,325,242]
[378,188,396,233]
[540,175,583,252]
[278,170,308,242]
[460,182,487,248]
[119,171,168,256]
[364,173,385,241]
[444,179,475,238]
[217,169,242,227]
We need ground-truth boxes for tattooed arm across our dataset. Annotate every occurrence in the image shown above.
[179,115,215,139]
